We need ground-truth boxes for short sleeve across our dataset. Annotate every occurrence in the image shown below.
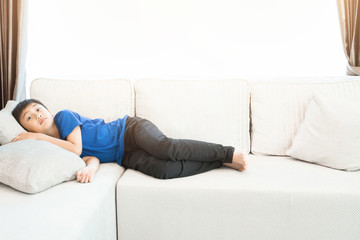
[53,110,83,140]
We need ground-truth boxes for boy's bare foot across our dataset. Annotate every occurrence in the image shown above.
[223,150,248,172]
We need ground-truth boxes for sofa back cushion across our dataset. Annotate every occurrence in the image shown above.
[135,79,250,153]
[250,77,360,156]
[30,78,134,122]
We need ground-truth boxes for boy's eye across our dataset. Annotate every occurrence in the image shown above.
[37,107,40,111]
[27,116,31,121]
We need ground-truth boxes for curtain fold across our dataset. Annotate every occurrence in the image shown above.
[0,0,23,109]
[13,0,27,102]
[337,0,360,75]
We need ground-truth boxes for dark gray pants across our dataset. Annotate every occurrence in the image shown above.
[121,116,234,179]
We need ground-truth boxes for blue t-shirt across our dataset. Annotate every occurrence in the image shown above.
[54,110,128,165]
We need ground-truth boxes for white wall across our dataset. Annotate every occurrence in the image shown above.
[26,0,346,95]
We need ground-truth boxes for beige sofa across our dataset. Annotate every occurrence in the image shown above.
[0,77,359,240]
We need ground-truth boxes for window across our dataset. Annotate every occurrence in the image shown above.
[26,0,345,95]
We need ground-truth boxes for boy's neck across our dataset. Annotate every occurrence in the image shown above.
[46,123,60,138]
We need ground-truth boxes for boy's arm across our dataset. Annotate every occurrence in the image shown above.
[12,126,82,156]
[77,156,100,183]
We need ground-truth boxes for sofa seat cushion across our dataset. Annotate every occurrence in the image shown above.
[116,155,360,240]
[0,163,124,240]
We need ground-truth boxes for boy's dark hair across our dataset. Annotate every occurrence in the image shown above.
[12,99,48,126]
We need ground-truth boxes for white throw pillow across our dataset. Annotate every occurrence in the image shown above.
[0,140,86,193]
[286,93,360,171]
[250,79,360,156]
[0,100,25,145]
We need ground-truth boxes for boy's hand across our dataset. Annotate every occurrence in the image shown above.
[76,166,96,183]
[11,132,42,142]
[77,156,100,184]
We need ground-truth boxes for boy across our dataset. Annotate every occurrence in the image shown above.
[11,99,247,183]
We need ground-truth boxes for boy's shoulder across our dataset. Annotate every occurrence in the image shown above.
[54,109,81,121]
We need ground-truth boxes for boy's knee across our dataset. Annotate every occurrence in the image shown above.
[151,161,182,179]
[157,137,173,159]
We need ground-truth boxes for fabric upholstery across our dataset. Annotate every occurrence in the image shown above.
[250,78,360,155]
[2,77,358,240]
[135,79,250,153]
[30,78,135,122]
[287,92,360,171]
[0,140,86,194]
[116,154,360,240]
[0,163,124,240]
[0,100,25,145]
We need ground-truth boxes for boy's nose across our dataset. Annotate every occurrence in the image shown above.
[37,114,42,120]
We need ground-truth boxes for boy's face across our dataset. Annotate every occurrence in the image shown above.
[19,103,55,133]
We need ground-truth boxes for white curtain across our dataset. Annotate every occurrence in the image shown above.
[14,0,27,101]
